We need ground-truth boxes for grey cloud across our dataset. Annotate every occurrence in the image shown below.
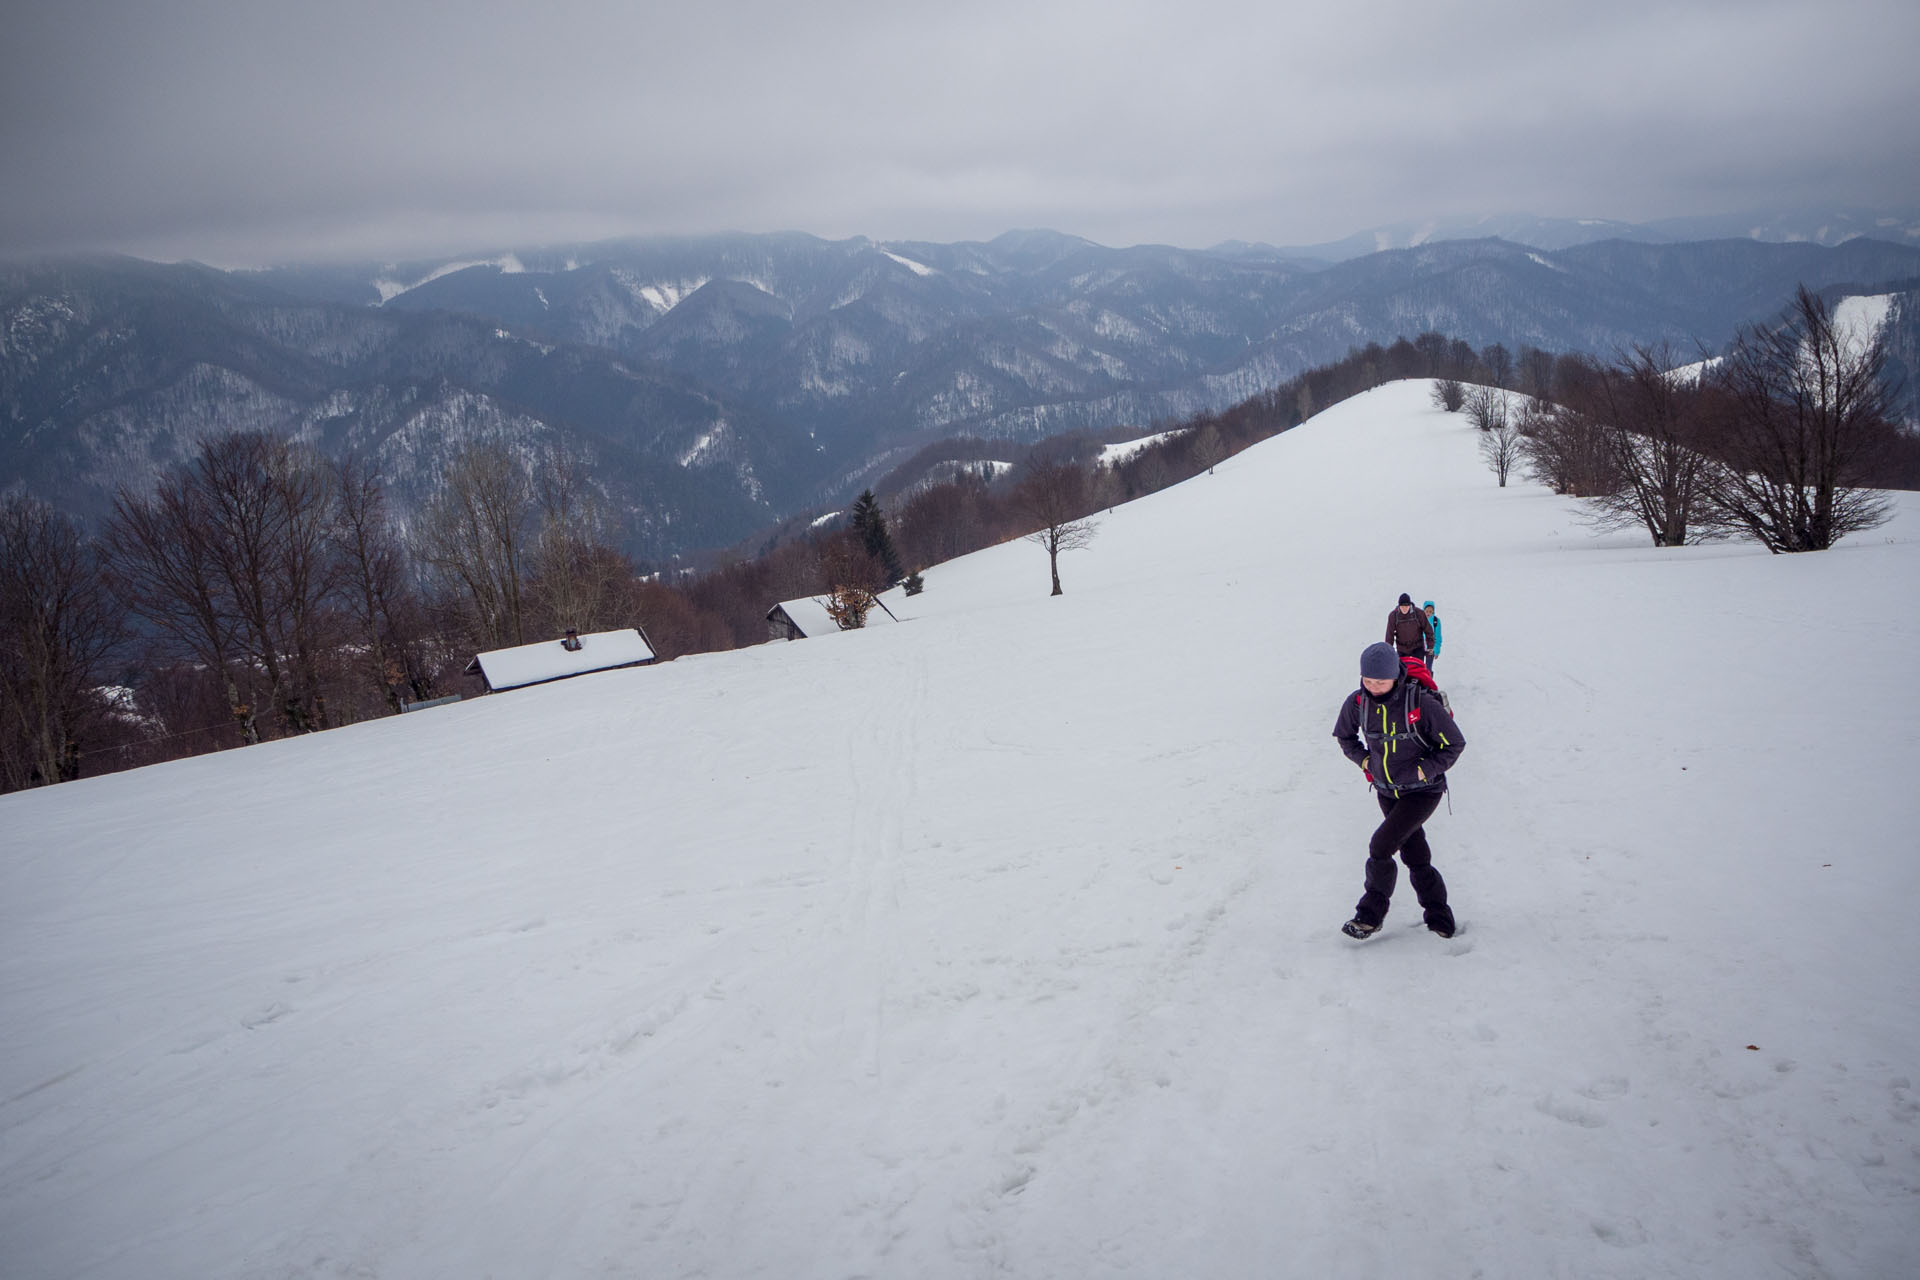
[3,0,1916,264]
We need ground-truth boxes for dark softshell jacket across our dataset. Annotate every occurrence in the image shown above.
[1386,607,1436,656]
[1333,675,1466,798]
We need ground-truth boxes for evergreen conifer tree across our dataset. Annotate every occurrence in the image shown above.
[848,490,905,584]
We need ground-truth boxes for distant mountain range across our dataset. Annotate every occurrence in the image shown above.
[4,224,1918,559]
[1254,206,1920,262]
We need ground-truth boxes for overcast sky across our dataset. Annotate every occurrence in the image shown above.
[3,0,1917,266]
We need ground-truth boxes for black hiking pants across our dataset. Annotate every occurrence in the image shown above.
[1354,789,1453,932]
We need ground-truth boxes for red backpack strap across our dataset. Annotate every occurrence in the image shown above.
[1400,655,1437,692]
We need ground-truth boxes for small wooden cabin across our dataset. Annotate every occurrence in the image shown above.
[466,627,658,692]
[766,597,838,641]
[766,595,900,641]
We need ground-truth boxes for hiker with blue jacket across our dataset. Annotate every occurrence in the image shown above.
[1423,600,1443,668]
[1332,642,1465,940]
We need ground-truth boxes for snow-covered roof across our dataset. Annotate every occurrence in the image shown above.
[473,628,656,690]
[770,595,898,638]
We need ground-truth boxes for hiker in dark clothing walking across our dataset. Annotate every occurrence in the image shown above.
[1385,592,1435,661]
[1332,642,1465,939]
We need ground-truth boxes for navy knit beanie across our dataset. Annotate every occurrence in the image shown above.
[1360,642,1401,680]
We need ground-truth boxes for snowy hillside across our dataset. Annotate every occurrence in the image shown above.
[4,382,1917,1278]
[1832,292,1894,356]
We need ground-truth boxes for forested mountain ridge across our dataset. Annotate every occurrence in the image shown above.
[5,232,1918,558]
[0,256,813,557]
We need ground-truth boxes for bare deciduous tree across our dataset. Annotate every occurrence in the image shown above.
[525,450,635,637]
[1706,286,1895,552]
[1128,448,1172,497]
[105,433,342,738]
[104,452,259,742]
[1463,385,1509,433]
[1479,410,1526,487]
[0,496,123,789]
[1191,423,1228,474]
[330,453,435,713]
[1481,343,1513,389]
[1582,347,1726,547]
[1012,462,1098,596]
[188,433,340,734]
[1431,379,1467,413]
[416,442,535,649]
[895,472,992,571]
[1516,347,1558,401]
[1520,402,1620,498]
[631,579,730,660]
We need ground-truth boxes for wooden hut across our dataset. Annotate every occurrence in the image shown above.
[766,595,900,641]
[466,627,658,692]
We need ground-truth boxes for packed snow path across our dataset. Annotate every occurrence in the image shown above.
[4,382,1917,1278]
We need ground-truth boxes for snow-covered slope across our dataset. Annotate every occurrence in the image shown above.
[4,382,1917,1278]
[1832,292,1895,359]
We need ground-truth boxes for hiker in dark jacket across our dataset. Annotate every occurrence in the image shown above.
[1331,642,1465,939]
[1386,592,1435,660]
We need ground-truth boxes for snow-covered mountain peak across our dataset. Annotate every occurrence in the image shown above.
[373,253,528,303]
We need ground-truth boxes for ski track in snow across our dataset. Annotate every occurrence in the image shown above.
[4,381,1919,1278]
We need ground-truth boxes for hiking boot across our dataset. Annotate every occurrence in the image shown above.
[1341,918,1380,940]
[1429,922,1455,939]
